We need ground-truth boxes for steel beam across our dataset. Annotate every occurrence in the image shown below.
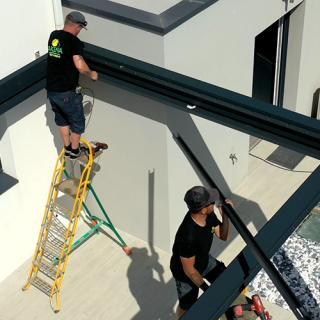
[0,56,46,116]
[175,135,315,319]
[83,42,320,160]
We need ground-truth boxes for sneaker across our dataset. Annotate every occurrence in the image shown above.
[69,147,81,160]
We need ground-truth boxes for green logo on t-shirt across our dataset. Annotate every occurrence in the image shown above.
[48,38,63,58]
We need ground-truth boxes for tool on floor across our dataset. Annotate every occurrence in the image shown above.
[22,138,131,312]
[232,294,272,320]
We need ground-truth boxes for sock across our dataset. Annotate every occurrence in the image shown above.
[71,146,80,154]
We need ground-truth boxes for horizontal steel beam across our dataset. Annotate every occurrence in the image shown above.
[3,44,320,161]
[83,42,320,160]
[0,56,47,116]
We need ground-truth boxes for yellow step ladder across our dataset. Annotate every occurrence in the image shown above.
[22,138,94,312]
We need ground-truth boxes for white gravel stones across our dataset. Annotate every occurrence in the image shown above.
[249,233,320,319]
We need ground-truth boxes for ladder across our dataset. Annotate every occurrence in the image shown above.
[22,138,95,312]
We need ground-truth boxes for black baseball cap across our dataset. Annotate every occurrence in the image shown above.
[67,11,88,29]
[184,186,220,212]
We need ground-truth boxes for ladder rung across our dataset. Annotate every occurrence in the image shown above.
[38,259,59,280]
[46,215,68,239]
[43,247,60,262]
[42,233,65,262]
[47,231,65,249]
[55,178,82,198]
[31,276,54,296]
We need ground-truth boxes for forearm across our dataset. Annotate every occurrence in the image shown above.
[219,210,230,240]
[78,61,93,77]
[181,256,209,291]
[73,55,96,78]
[186,269,207,288]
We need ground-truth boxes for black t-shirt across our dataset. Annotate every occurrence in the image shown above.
[46,30,84,92]
[170,212,221,281]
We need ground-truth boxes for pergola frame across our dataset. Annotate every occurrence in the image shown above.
[1,43,320,319]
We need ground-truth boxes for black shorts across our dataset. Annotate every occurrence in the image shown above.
[48,90,85,134]
[174,255,226,310]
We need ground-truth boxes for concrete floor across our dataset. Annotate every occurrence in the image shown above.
[0,229,177,320]
[213,140,320,266]
[0,140,318,319]
[0,230,296,320]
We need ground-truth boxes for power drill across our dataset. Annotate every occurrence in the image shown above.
[232,294,272,320]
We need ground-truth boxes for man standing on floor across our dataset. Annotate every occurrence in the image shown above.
[170,186,232,319]
[46,11,98,159]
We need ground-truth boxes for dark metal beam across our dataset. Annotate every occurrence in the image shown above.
[185,157,320,320]
[2,44,320,162]
[184,163,320,319]
[83,42,320,160]
[0,56,47,116]
[175,135,315,319]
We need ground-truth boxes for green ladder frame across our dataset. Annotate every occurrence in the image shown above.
[60,170,131,262]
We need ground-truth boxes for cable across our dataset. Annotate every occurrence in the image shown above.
[80,86,95,130]
[249,152,313,173]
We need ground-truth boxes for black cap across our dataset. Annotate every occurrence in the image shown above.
[67,11,87,29]
[184,186,220,212]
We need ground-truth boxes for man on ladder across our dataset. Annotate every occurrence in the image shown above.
[46,11,98,159]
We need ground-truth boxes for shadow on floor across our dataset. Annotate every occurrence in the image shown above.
[127,247,176,320]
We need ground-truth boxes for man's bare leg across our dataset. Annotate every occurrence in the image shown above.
[70,131,81,149]
[59,126,71,146]
[176,306,187,319]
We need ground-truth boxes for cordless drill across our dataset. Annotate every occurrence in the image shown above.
[232,294,271,320]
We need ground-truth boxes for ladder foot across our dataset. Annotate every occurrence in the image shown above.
[22,283,31,291]
[51,293,61,313]
[122,246,132,256]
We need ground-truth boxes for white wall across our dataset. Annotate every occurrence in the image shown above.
[110,0,180,14]
[79,76,249,251]
[81,79,171,250]
[62,7,165,66]
[0,0,57,282]
[284,0,320,116]
[162,0,304,239]
[0,91,60,282]
[0,0,55,79]
[163,0,302,95]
